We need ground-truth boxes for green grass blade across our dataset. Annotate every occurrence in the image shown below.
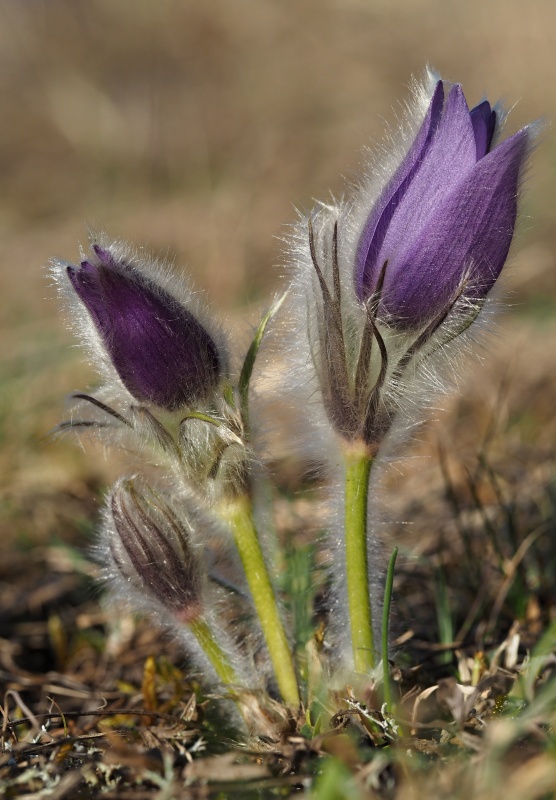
[382,546,398,711]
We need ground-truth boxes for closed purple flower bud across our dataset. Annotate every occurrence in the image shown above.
[109,480,203,624]
[355,79,531,329]
[67,244,223,410]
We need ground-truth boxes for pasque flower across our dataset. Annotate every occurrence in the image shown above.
[293,73,533,446]
[354,78,529,329]
[66,243,223,411]
[285,73,534,675]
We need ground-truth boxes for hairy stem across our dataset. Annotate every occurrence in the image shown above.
[189,617,238,686]
[344,448,375,673]
[223,496,300,707]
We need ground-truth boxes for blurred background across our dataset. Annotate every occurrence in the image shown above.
[1,0,555,587]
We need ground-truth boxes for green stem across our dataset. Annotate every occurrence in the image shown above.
[223,496,300,707]
[382,546,398,711]
[189,617,238,686]
[344,448,374,673]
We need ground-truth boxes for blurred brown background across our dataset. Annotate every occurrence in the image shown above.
[1,0,555,551]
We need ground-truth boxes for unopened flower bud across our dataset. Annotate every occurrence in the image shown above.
[66,243,223,410]
[108,480,203,623]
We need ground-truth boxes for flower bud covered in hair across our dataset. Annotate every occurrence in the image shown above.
[108,479,203,623]
[65,243,224,410]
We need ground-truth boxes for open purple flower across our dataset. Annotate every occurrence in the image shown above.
[355,79,530,329]
[67,244,222,410]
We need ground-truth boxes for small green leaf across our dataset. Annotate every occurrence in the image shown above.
[312,710,326,736]
[239,291,287,431]
[310,758,359,800]
[223,381,236,410]
[180,410,222,427]
[532,617,556,659]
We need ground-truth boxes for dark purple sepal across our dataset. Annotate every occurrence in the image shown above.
[68,251,221,410]
[470,100,497,159]
[378,127,529,327]
[355,80,445,302]
[357,84,480,305]
[354,78,529,330]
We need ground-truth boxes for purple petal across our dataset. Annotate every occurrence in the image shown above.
[373,85,478,285]
[358,85,479,305]
[470,100,497,159]
[379,128,529,327]
[355,80,444,301]
[68,257,221,409]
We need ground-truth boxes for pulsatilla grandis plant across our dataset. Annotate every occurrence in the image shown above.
[52,70,534,735]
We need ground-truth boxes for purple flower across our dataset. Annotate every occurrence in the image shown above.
[67,244,222,410]
[291,74,535,446]
[355,79,530,328]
